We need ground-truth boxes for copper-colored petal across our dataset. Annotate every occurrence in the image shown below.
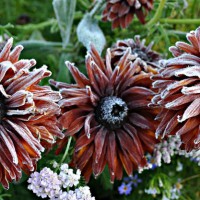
[128,112,155,130]
[66,61,90,87]
[106,132,116,182]
[94,127,107,163]
[0,38,13,62]
[59,109,87,129]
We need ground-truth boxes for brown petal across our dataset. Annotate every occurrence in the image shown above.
[9,45,24,63]
[59,109,87,129]
[176,117,199,136]
[66,116,86,136]
[0,38,13,62]
[106,132,116,182]
[128,112,155,130]
[118,148,133,175]
[94,127,107,163]
[75,129,96,152]
[178,98,200,122]
[0,125,18,164]
[84,113,95,138]
[6,90,31,107]
[7,66,51,95]
[66,61,90,87]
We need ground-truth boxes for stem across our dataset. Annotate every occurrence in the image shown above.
[146,0,166,27]
[89,0,104,17]
[180,174,200,184]
[60,136,72,164]
[16,19,56,31]
[160,18,200,24]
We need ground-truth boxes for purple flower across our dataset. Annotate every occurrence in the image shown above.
[118,182,132,195]
[130,174,142,187]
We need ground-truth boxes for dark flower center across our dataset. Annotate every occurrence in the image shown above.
[0,94,6,122]
[95,96,128,130]
[132,48,149,61]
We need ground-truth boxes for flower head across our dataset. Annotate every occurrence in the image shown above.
[102,0,154,29]
[0,38,63,189]
[58,163,81,188]
[111,35,161,68]
[152,27,200,151]
[50,45,158,182]
[118,182,132,195]
[28,167,62,198]
[130,174,142,187]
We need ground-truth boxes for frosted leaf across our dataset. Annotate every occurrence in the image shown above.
[77,14,106,54]
[53,0,76,48]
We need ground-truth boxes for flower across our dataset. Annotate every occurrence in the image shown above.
[27,167,62,198]
[118,182,132,195]
[50,44,158,182]
[144,187,158,196]
[152,27,200,151]
[176,161,183,172]
[130,174,142,187]
[153,135,200,166]
[75,186,95,200]
[153,135,182,166]
[110,35,161,68]
[102,0,154,29]
[51,186,95,200]
[58,163,81,188]
[0,38,63,189]
[28,165,95,200]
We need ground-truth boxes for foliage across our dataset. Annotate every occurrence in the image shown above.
[0,0,199,199]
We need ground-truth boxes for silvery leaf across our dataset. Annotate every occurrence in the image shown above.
[77,14,106,54]
[53,0,76,48]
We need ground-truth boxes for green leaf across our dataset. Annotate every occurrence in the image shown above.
[56,52,71,83]
[53,0,76,48]
[99,165,113,191]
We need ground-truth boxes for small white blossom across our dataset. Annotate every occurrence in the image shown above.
[28,167,62,199]
[144,187,158,195]
[53,161,59,168]
[58,164,81,188]
[176,161,183,172]
[153,135,200,166]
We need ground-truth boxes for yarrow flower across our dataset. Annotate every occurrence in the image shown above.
[0,38,63,189]
[144,187,158,196]
[50,44,159,182]
[153,136,182,166]
[152,27,200,151]
[162,183,183,200]
[153,135,200,166]
[28,167,62,199]
[28,165,95,200]
[52,186,95,200]
[102,0,154,29]
[58,163,81,188]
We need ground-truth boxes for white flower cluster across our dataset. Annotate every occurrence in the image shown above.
[52,186,95,200]
[179,149,200,166]
[154,135,182,166]
[145,183,182,200]
[27,164,95,200]
[27,167,62,199]
[153,135,200,166]
[162,183,182,200]
[59,163,81,188]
